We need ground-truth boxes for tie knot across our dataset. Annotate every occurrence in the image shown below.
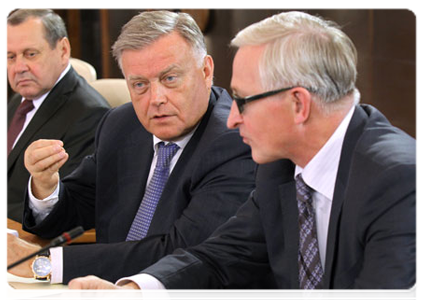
[295,174,313,205]
[16,100,34,116]
[156,142,179,169]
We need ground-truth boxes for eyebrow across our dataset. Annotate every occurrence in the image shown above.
[159,64,180,76]
[127,64,181,82]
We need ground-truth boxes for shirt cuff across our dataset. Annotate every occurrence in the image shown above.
[116,273,166,290]
[49,247,63,284]
[28,176,60,223]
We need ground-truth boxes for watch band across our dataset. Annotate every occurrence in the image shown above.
[38,249,51,258]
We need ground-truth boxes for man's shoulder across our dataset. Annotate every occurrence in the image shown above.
[202,86,233,135]
[69,76,110,109]
[353,104,415,169]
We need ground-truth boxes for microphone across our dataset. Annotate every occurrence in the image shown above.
[7,226,84,271]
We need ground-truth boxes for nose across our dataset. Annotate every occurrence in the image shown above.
[149,82,167,106]
[13,56,30,74]
[227,100,243,129]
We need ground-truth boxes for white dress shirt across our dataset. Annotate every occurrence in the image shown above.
[121,105,356,289]
[28,128,196,284]
[294,105,355,268]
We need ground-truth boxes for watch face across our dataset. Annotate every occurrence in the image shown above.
[32,257,52,277]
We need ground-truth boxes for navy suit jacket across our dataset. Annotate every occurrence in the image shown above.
[23,87,256,283]
[8,67,110,222]
[142,104,416,289]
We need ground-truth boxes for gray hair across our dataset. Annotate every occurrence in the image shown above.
[7,9,68,49]
[231,11,358,105]
[112,10,207,70]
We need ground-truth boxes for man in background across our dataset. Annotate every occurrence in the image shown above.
[7,9,110,222]
[69,11,415,289]
[8,11,256,285]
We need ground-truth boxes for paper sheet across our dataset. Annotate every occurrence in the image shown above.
[5,272,67,300]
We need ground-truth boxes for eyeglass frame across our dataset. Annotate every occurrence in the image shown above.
[232,86,313,114]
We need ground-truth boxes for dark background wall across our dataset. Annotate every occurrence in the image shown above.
[53,9,416,137]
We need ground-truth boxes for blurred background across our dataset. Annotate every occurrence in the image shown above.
[8,9,416,137]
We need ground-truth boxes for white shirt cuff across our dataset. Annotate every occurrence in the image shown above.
[49,247,63,284]
[116,273,166,290]
[28,176,60,223]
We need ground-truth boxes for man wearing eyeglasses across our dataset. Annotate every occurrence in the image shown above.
[69,11,415,289]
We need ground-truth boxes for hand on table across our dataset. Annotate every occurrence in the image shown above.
[7,233,41,278]
[60,276,142,300]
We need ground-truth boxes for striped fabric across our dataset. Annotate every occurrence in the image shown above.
[296,173,324,289]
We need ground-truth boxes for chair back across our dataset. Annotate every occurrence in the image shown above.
[90,79,131,108]
[70,58,97,83]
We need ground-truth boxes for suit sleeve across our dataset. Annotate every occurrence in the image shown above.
[141,191,272,289]
[352,162,415,288]
[22,109,112,237]
[60,129,257,284]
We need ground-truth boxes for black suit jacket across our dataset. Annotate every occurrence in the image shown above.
[142,104,416,289]
[8,67,110,222]
[23,87,256,283]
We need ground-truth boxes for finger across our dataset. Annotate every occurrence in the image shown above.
[26,142,66,164]
[41,153,69,175]
[68,276,117,289]
[28,139,64,151]
[25,139,65,164]
[25,145,68,174]
[68,276,103,300]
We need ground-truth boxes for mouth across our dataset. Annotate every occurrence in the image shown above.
[152,114,174,121]
[240,134,249,145]
[16,78,33,86]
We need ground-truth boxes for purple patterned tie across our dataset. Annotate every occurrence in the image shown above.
[126,142,179,241]
[7,99,34,155]
[296,174,324,289]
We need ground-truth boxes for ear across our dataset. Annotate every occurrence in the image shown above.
[291,87,312,125]
[202,55,214,89]
[58,37,71,63]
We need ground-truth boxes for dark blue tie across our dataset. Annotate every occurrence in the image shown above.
[296,174,324,289]
[126,142,179,241]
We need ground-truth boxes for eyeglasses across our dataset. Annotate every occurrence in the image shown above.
[232,86,298,114]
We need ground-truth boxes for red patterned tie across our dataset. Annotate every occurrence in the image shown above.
[8,99,34,155]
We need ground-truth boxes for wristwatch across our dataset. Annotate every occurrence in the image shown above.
[31,250,52,281]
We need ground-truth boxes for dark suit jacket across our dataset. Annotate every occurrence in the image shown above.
[23,87,256,283]
[142,104,416,289]
[8,67,110,222]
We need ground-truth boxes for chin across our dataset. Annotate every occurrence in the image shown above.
[153,131,182,142]
[17,88,40,100]
[252,151,280,165]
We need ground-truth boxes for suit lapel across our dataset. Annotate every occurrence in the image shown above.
[7,68,78,171]
[279,179,300,288]
[148,90,218,234]
[323,105,368,288]
[117,130,154,238]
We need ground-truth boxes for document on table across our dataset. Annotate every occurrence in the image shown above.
[5,272,67,300]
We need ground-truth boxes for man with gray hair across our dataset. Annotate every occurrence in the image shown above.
[69,11,415,289]
[7,9,110,222]
[8,10,255,285]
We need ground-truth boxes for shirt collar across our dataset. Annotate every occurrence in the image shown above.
[295,105,356,201]
[21,63,71,108]
[152,123,198,154]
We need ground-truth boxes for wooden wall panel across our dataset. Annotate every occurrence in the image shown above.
[60,9,415,137]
